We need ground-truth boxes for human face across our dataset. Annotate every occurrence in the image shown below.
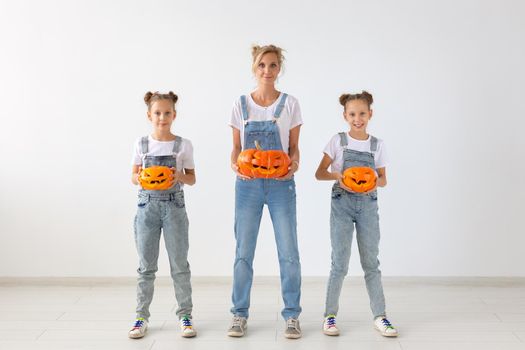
[147,99,176,132]
[254,52,280,86]
[343,99,373,134]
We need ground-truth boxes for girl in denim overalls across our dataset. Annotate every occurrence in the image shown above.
[228,45,303,339]
[129,91,196,339]
[315,91,398,337]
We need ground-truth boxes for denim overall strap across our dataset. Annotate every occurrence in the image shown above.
[370,136,378,152]
[338,132,348,147]
[140,136,149,154]
[240,95,249,121]
[273,93,288,119]
[172,136,182,153]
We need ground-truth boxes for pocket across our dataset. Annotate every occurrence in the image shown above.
[137,195,149,208]
[173,191,186,209]
[331,185,344,200]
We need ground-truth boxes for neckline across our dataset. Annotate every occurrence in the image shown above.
[149,134,176,142]
[347,133,370,142]
[248,91,282,109]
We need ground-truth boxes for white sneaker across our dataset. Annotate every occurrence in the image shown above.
[284,318,302,339]
[228,316,247,337]
[128,318,148,339]
[180,315,197,338]
[323,314,340,336]
[374,316,398,337]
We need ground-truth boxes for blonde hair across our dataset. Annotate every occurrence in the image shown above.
[339,91,374,110]
[144,91,178,111]
[251,44,285,73]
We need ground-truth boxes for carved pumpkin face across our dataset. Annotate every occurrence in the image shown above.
[342,166,377,193]
[139,166,173,190]
[238,149,291,178]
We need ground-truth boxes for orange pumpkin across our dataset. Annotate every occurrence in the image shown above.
[139,166,174,190]
[237,141,290,178]
[342,166,377,193]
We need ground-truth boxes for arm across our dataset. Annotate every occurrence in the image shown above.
[131,164,141,185]
[176,168,196,186]
[376,167,387,188]
[278,125,301,180]
[231,127,251,179]
[315,153,355,192]
[315,153,340,181]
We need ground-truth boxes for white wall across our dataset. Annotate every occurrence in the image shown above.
[1,0,524,277]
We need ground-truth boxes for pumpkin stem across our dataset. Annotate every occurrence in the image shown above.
[254,140,262,150]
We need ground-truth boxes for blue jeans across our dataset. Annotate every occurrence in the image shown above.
[134,191,193,321]
[325,186,386,319]
[231,178,302,320]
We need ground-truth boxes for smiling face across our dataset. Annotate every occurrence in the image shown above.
[147,99,176,132]
[254,52,281,86]
[343,99,373,134]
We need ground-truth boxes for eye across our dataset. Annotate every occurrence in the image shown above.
[258,63,265,68]
[270,63,277,68]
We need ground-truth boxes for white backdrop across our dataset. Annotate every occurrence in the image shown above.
[1,0,524,277]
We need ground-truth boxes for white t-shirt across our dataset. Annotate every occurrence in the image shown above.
[131,135,195,172]
[323,133,388,175]
[229,92,303,151]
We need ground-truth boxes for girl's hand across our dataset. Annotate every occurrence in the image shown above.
[277,160,299,181]
[337,174,356,193]
[170,167,180,185]
[231,163,253,180]
[134,166,143,187]
[361,169,379,193]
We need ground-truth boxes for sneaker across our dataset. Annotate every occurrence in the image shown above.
[227,316,247,337]
[128,317,148,339]
[374,316,398,337]
[180,315,197,338]
[323,314,340,336]
[284,318,302,339]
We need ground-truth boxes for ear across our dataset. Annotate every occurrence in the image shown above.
[173,110,177,119]
[147,111,152,121]
[368,109,373,120]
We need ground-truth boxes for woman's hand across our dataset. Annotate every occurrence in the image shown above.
[277,160,299,181]
[231,163,253,180]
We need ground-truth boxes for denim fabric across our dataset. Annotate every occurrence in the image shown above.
[134,136,192,321]
[231,94,302,320]
[325,133,386,319]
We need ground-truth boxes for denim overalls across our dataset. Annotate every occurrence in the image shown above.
[231,93,302,320]
[134,136,192,321]
[324,133,386,319]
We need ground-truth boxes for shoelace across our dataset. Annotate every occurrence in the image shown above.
[133,318,145,329]
[231,316,244,327]
[381,318,394,329]
[325,315,336,328]
[181,316,192,328]
[287,318,299,330]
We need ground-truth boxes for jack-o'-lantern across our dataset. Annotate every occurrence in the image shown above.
[139,166,173,190]
[237,141,290,178]
[342,166,377,193]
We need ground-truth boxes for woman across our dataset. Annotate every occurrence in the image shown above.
[228,44,303,339]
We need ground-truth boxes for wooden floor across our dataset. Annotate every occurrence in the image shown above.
[1,277,525,350]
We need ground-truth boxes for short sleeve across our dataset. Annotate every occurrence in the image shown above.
[289,98,303,129]
[131,137,142,166]
[180,139,195,170]
[323,134,338,161]
[374,140,388,169]
[229,98,242,130]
